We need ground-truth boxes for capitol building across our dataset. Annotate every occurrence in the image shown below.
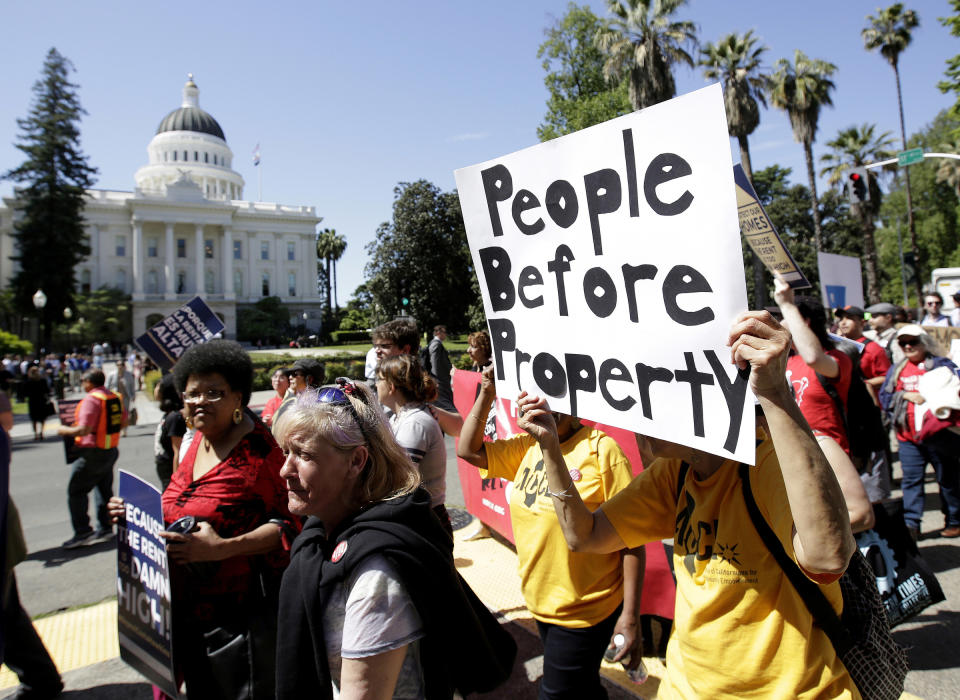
[0,75,323,339]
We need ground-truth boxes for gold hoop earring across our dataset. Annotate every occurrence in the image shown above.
[233,408,243,424]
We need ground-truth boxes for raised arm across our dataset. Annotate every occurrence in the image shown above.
[773,277,838,378]
[515,393,625,554]
[729,311,856,575]
[456,365,496,469]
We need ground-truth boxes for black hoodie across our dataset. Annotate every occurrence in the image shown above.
[276,487,516,699]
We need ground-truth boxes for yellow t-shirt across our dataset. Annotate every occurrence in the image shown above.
[602,434,860,699]
[483,426,633,627]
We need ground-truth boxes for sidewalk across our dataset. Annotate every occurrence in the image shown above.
[0,518,651,699]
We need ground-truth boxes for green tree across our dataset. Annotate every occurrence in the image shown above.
[768,50,837,253]
[365,180,473,332]
[595,0,698,111]
[66,287,132,346]
[237,296,290,344]
[863,3,922,302]
[820,124,896,303]
[937,1,960,126]
[878,109,960,305]
[700,30,769,306]
[2,48,97,350]
[537,3,632,141]
[752,165,862,297]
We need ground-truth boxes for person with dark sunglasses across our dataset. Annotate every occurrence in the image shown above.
[273,379,515,698]
[920,292,952,327]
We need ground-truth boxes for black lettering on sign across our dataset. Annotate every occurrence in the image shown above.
[512,189,544,235]
[675,352,714,437]
[583,168,622,256]
[533,353,567,398]
[583,267,617,318]
[565,353,597,417]
[644,153,694,216]
[518,266,544,308]
[545,180,579,228]
[663,265,715,326]
[487,318,516,381]
[481,164,512,237]
[546,245,575,317]
[599,359,636,411]
[479,247,515,312]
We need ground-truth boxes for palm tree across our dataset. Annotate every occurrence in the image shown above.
[820,124,896,303]
[316,228,336,319]
[328,231,347,312]
[700,30,769,306]
[863,4,921,302]
[935,139,960,196]
[768,50,837,253]
[595,0,698,111]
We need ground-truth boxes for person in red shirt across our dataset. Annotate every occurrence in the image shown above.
[879,325,960,540]
[835,305,892,403]
[56,369,124,549]
[774,278,874,533]
[260,369,289,428]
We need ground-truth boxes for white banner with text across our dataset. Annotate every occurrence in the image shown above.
[455,84,754,462]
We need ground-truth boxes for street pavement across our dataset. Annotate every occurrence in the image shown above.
[1,388,958,698]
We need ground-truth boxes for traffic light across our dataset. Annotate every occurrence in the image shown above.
[847,168,869,204]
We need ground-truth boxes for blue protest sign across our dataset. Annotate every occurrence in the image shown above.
[135,296,225,371]
[117,470,177,697]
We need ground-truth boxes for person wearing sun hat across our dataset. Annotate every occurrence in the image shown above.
[879,324,960,540]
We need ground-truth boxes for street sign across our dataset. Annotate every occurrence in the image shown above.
[898,148,924,166]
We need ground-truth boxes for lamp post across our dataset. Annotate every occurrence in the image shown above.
[32,289,47,354]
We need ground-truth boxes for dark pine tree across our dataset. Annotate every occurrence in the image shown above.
[3,48,97,350]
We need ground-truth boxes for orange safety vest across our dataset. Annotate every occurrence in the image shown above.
[75,387,124,449]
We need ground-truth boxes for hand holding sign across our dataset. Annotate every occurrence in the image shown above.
[515,392,559,445]
[727,310,792,401]
[160,520,225,563]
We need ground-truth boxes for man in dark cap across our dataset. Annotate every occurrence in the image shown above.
[836,305,892,400]
[271,358,326,430]
[864,302,900,363]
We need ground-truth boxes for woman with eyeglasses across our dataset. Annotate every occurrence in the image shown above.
[108,339,300,699]
[879,325,960,540]
[376,354,451,541]
[273,379,515,699]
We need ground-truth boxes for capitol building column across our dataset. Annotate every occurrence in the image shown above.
[164,222,175,300]
[194,224,204,295]
[132,218,144,299]
[222,226,234,300]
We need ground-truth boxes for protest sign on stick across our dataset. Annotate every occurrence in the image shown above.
[734,164,810,289]
[57,398,81,464]
[455,84,754,462]
[117,471,177,698]
[135,296,224,371]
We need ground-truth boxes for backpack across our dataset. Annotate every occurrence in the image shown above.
[815,344,887,464]
[739,464,908,700]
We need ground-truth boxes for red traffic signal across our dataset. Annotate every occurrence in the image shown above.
[847,168,869,204]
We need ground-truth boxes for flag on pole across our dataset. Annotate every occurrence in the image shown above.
[252,143,261,166]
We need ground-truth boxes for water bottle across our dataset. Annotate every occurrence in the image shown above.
[604,633,649,684]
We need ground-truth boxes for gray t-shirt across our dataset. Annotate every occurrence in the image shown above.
[389,404,446,507]
[322,554,424,698]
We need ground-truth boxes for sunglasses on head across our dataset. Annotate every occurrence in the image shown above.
[314,378,370,442]
[898,337,921,348]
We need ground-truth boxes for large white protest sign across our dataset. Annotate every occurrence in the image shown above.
[455,84,754,462]
[818,252,865,309]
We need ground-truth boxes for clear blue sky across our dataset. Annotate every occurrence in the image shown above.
[1,1,955,302]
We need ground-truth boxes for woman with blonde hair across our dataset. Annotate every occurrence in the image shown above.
[377,354,451,539]
[274,378,515,699]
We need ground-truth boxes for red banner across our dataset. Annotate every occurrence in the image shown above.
[453,369,676,619]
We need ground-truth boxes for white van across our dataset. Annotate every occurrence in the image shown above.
[932,267,960,312]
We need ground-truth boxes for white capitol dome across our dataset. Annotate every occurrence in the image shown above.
[134,74,245,201]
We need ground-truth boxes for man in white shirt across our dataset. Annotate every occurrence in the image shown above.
[920,292,952,327]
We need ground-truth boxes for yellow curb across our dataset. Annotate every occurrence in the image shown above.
[0,599,119,690]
